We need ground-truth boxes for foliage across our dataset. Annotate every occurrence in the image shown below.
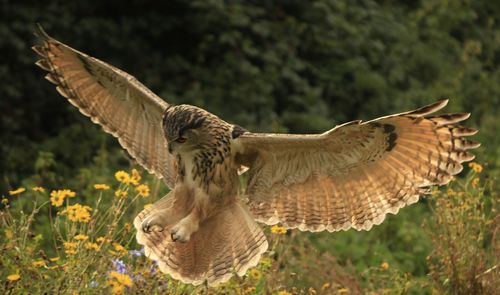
[1,166,497,294]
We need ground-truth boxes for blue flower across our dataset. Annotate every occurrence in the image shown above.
[112,259,127,274]
[129,248,144,257]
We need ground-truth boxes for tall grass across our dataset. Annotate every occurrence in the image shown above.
[1,164,497,294]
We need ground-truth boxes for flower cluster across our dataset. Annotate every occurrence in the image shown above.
[50,189,76,207]
[61,204,92,223]
[107,271,133,294]
[468,162,483,173]
[94,184,110,190]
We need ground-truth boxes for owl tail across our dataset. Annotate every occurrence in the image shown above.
[133,195,268,286]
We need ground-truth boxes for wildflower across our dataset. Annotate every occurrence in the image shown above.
[32,260,46,267]
[114,189,128,198]
[62,204,92,223]
[471,177,480,188]
[278,291,292,295]
[130,169,141,186]
[381,262,389,270]
[65,249,77,255]
[248,268,262,280]
[113,259,127,274]
[321,283,331,290]
[135,184,150,197]
[143,203,153,209]
[124,223,132,232]
[129,249,144,257]
[115,171,131,184]
[469,162,483,173]
[84,242,100,251]
[97,236,109,244]
[94,184,111,190]
[7,274,21,281]
[108,271,132,294]
[64,242,78,249]
[113,243,128,255]
[1,198,8,205]
[271,225,287,235]
[5,229,13,239]
[244,287,256,293]
[446,188,456,196]
[9,187,25,196]
[90,281,98,288]
[32,186,45,192]
[50,189,76,207]
[308,287,317,295]
[338,288,349,293]
[74,234,89,241]
[49,257,60,262]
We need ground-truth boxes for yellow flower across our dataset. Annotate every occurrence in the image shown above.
[62,204,92,223]
[143,203,153,209]
[271,225,287,235]
[50,189,76,207]
[446,188,456,196]
[308,287,317,295]
[321,282,331,290]
[64,242,78,249]
[115,171,131,184]
[32,260,46,267]
[32,186,45,192]
[97,236,109,244]
[5,229,13,239]
[114,189,128,198]
[1,198,8,205]
[471,177,480,188]
[94,184,110,190]
[338,288,350,294]
[49,257,60,262]
[9,187,25,196]
[74,234,89,241]
[84,242,100,251]
[130,169,141,186]
[278,291,292,295]
[65,249,77,255]
[468,162,483,173]
[381,262,389,270]
[7,274,21,281]
[113,243,128,254]
[109,272,132,287]
[135,184,150,197]
[124,223,132,232]
[248,268,262,280]
[244,287,256,293]
[108,271,133,293]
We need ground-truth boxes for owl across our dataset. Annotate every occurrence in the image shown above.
[33,25,479,286]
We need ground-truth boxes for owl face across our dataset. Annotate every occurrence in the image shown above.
[162,105,219,155]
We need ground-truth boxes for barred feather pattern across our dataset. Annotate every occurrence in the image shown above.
[237,100,480,232]
[32,25,177,188]
[133,194,268,286]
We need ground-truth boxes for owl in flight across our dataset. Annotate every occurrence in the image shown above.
[33,25,479,286]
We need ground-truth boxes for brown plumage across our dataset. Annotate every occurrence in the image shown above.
[33,25,480,286]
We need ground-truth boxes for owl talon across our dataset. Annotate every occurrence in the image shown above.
[141,215,167,233]
[170,225,190,243]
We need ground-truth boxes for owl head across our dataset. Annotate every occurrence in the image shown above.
[162,105,228,155]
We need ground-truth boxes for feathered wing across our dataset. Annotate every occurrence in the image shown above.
[32,25,177,188]
[235,100,479,232]
[134,194,268,286]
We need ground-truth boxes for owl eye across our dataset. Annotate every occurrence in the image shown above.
[176,136,187,143]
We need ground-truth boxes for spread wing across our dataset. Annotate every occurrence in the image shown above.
[32,25,177,188]
[234,100,479,232]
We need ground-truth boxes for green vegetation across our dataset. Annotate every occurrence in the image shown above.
[1,0,498,294]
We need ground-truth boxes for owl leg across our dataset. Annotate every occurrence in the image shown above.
[170,212,200,242]
[170,188,209,242]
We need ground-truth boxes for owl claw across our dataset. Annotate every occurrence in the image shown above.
[141,215,166,233]
[170,224,190,243]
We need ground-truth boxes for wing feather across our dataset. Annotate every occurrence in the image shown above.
[235,100,479,232]
[33,25,176,188]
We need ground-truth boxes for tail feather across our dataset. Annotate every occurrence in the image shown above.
[134,199,268,286]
